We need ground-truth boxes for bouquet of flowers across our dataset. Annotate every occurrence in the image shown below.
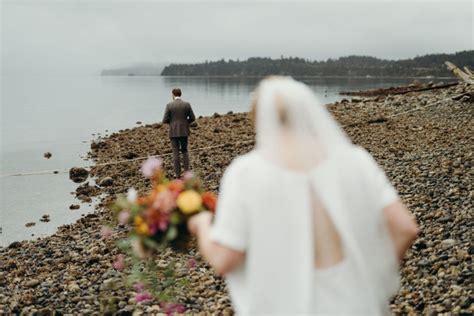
[111,157,217,254]
[100,157,216,309]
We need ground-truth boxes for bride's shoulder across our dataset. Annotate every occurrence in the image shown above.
[327,145,378,173]
[332,144,372,161]
[336,145,385,178]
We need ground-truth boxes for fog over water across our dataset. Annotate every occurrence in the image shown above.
[2,0,473,76]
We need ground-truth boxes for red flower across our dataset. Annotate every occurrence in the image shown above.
[201,192,217,213]
[187,258,197,269]
[144,208,169,233]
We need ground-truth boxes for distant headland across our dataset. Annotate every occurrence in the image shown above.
[101,50,473,78]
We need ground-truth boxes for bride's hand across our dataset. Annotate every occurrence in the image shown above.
[187,211,213,236]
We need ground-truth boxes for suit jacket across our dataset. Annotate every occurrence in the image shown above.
[162,99,196,137]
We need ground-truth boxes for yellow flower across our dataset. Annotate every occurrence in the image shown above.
[137,223,151,235]
[177,190,202,214]
[134,216,144,226]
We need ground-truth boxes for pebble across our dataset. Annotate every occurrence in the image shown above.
[441,238,456,249]
[99,176,114,187]
[24,279,40,288]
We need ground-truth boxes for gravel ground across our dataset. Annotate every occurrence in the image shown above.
[0,83,472,315]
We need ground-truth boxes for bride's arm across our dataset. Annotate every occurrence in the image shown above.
[188,212,245,275]
[383,200,419,261]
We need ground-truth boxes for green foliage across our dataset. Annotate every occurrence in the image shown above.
[161,51,474,77]
[116,236,189,303]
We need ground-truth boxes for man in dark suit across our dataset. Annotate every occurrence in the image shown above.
[162,88,196,178]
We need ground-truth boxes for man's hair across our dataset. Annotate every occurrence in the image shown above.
[172,88,182,97]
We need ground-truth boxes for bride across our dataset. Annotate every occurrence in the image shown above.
[188,76,418,315]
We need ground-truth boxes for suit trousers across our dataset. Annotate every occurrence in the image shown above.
[170,137,189,177]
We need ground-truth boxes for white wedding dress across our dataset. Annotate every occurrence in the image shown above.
[209,77,400,315]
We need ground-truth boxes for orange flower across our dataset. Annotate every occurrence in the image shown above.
[155,184,167,193]
[137,196,148,206]
[168,180,185,194]
[202,192,217,213]
[134,216,144,226]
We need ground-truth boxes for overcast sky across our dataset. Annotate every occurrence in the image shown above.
[1,0,473,75]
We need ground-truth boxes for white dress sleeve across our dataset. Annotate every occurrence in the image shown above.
[357,147,399,210]
[209,159,248,252]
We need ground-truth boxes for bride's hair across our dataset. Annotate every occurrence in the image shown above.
[250,76,289,127]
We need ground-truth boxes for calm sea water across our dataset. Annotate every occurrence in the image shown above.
[0,75,439,246]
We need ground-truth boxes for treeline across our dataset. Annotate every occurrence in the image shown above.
[160,51,473,77]
[101,63,163,76]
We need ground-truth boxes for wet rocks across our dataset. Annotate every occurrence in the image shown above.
[75,182,99,199]
[69,167,89,183]
[69,204,80,210]
[40,214,50,222]
[91,141,108,150]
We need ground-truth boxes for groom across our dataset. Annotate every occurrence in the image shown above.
[162,88,196,178]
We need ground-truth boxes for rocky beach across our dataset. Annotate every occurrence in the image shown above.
[0,83,472,315]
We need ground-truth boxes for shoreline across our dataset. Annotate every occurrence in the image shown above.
[1,83,472,314]
[102,74,458,80]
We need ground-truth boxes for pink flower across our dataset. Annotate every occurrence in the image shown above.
[100,226,113,239]
[160,302,186,314]
[140,157,163,178]
[152,191,176,213]
[183,171,194,181]
[157,217,169,231]
[118,210,130,225]
[113,254,125,271]
[187,259,197,269]
[133,282,145,293]
[135,291,153,303]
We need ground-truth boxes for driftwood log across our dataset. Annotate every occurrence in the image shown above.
[445,61,474,84]
[463,66,473,77]
[339,82,458,97]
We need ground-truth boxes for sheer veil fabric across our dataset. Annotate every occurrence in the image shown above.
[254,76,351,167]
[210,77,400,315]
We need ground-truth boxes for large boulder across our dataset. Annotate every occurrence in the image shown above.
[75,182,99,197]
[90,141,107,150]
[69,167,89,183]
